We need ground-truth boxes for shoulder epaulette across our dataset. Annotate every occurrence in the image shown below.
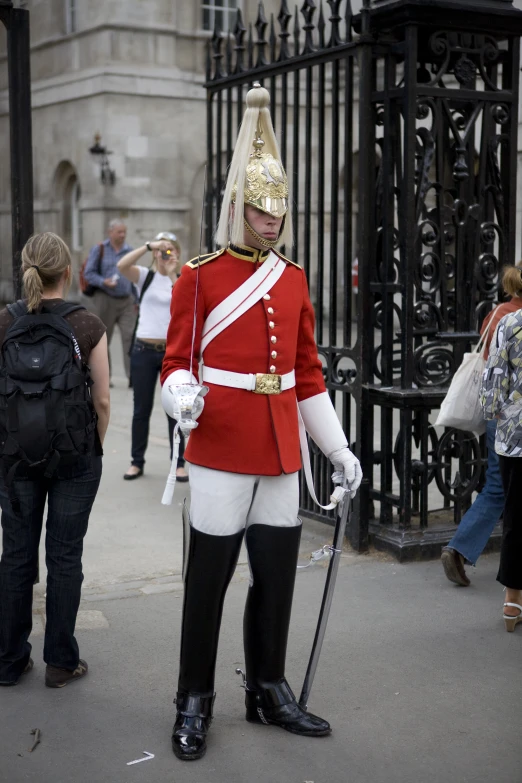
[186,248,226,269]
[277,251,301,269]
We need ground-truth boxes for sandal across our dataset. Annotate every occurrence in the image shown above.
[503,603,522,633]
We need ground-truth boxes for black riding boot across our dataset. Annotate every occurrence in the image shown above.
[172,526,244,761]
[243,523,331,737]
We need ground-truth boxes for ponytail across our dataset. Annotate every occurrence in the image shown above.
[20,232,72,312]
[22,266,44,313]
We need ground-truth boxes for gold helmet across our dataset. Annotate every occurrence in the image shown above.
[234,128,288,219]
[216,83,292,249]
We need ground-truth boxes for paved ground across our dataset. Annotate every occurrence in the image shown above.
[1,338,521,783]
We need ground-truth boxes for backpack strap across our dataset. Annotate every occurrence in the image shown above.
[43,302,86,363]
[6,300,28,319]
[128,270,156,356]
[139,269,155,304]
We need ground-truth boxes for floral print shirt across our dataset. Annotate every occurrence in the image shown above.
[481,308,522,456]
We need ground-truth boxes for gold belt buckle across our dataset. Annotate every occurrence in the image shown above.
[254,373,282,395]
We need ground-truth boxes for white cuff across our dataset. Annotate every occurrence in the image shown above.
[298,392,348,457]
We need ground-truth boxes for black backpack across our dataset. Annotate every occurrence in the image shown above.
[0,300,97,511]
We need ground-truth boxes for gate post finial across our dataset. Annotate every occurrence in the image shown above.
[277,0,293,61]
[300,0,317,54]
[326,0,343,47]
[211,20,225,80]
[233,9,247,74]
[255,1,268,66]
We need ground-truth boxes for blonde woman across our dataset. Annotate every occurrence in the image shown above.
[117,232,187,481]
[0,232,109,687]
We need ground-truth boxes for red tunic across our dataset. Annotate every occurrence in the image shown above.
[161,245,326,475]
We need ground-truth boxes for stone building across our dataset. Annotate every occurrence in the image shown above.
[0,0,286,299]
[2,0,522,302]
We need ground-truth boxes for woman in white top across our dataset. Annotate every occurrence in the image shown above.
[117,232,187,481]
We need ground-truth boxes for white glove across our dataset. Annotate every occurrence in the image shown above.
[298,392,362,498]
[329,447,362,498]
[161,370,204,420]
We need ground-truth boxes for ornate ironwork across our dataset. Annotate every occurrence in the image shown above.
[277,0,293,61]
[327,0,343,47]
[211,23,225,80]
[255,1,268,67]
[204,0,522,559]
[233,10,247,74]
[300,0,317,55]
[317,1,326,49]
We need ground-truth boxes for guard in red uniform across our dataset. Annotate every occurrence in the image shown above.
[161,84,362,761]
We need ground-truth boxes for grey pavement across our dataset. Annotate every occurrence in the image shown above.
[0,336,521,783]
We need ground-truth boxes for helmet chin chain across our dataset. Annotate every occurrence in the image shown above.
[243,216,285,249]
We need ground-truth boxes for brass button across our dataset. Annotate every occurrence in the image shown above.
[269,321,275,329]
[271,350,277,359]
[267,307,274,314]
[271,336,277,344]
[270,365,276,373]
[263,294,271,300]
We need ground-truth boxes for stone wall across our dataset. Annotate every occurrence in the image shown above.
[0,0,281,298]
[2,0,522,302]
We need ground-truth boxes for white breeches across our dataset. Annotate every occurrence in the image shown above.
[188,464,300,536]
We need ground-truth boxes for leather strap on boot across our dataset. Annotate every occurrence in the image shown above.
[172,691,215,761]
[245,679,331,737]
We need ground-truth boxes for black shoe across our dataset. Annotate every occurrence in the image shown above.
[123,467,143,481]
[176,467,189,483]
[245,679,331,737]
[172,691,215,761]
[45,659,88,688]
[0,657,34,686]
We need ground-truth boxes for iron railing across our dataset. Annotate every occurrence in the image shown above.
[205,0,522,558]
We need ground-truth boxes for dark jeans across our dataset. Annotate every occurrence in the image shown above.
[130,341,185,470]
[0,456,102,683]
[498,455,522,590]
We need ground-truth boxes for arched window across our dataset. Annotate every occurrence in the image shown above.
[53,161,82,253]
[71,179,83,251]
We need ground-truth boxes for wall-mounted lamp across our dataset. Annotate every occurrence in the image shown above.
[89,133,116,185]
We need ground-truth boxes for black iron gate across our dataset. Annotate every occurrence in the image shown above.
[0,0,33,299]
[205,0,522,559]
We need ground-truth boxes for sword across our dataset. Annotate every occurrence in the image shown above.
[298,472,352,710]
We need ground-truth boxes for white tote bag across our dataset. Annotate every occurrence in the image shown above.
[435,319,493,435]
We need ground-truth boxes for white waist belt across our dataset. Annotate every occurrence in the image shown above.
[202,366,296,394]
[201,365,341,512]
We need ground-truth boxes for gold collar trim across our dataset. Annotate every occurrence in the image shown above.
[228,243,271,263]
